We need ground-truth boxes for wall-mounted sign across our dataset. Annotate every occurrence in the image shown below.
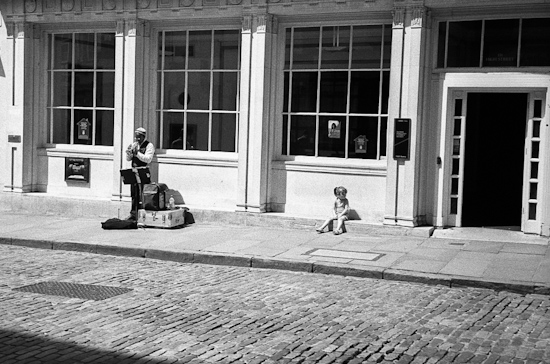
[354,135,368,154]
[394,118,411,160]
[8,135,21,143]
[65,157,90,182]
[328,120,341,139]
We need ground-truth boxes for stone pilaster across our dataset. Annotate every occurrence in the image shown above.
[236,13,277,213]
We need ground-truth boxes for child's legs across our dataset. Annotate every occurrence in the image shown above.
[335,216,347,231]
[319,217,334,229]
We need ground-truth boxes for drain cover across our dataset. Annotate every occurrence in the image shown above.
[13,282,133,301]
[307,249,384,261]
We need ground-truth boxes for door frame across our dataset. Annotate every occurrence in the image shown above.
[435,74,550,234]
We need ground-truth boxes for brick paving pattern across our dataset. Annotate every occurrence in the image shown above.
[0,245,549,364]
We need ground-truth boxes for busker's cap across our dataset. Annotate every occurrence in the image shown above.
[135,127,147,136]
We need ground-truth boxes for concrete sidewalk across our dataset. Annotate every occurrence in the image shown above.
[0,211,549,296]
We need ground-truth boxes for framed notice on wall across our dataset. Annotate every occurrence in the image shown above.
[65,157,90,182]
[394,118,411,160]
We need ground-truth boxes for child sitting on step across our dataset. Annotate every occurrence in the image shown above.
[316,186,350,235]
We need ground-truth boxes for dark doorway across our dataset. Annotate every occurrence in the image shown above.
[462,93,527,227]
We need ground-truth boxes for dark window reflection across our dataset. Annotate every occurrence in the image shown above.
[352,25,383,69]
[187,113,209,151]
[75,33,95,69]
[320,71,348,113]
[95,110,114,146]
[188,31,212,70]
[162,31,187,70]
[213,72,237,110]
[74,72,94,107]
[211,113,236,152]
[291,72,318,112]
[350,72,380,114]
[53,34,72,69]
[292,27,319,70]
[521,18,550,67]
[52,109,70,144]
[289,116,316,156]
[437,22,447,68]
[97,33,115,70]
[321,26,350,69]
[447,21,482,67]
[213,30,239,70]
[483,19,519,67]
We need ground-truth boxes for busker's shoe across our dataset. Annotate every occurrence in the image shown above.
[316,228,324,234]
[125,215,136,221]
[333,229,342,235]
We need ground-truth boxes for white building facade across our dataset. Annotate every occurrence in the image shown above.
[1,0,549,234]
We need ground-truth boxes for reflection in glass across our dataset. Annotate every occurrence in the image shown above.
[451,178,459,195]
[352,25,383,69]
[213,72,237,110]
[437,22,447,68]
[95,110,114,146]
[188,31,212,70]
[382,25,392,68]
[163,72,186,109]
[534,100,542,118]
[282,115,289,155]
[350,72,380,114]
[292,27,319,70]
[187,72,210,110]
[452,158,460,175]
[348,117,378,159]
[53,34,73,69]
[529,203,537,220]
[162,31,187,70]
[96,72,115,108]
[453,139,460,155]
[450,197,458,214]
[320,72,348,113]
[75,33,95,69]
[213,30,239,70]
[163,112,184,149]
[533,120,540,138]
[381,71,390,113]
[289,116,315,156]
[531,162,538,179]
[454,99,463,117]
[283,72,289,112]
[321,26,350,69]
[447,21,482,67]
[212,114,236,152]
[532,141,539,159]
[284,29,292,69]
[453,118,461,136]
[97,33,115,70]
[52,109,70,144]
[186,113,209,151]
[483,19,519,67]
[379,117,387,157]
[530,183,538,200]
[53,72,71,106]
[521,18,550,67]
[74,72,94,107]
[291,72,318,112]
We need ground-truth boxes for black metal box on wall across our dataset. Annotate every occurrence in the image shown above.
[65,157,90,182]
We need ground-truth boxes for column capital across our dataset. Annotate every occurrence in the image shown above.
[255,14,277,34]
[242,15,252,33]
[411,5,428,28]
[392,7,405,29]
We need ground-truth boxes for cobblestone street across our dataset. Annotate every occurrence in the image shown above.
[1,245,549,364]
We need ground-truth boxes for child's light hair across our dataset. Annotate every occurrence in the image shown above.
[334,186,347,196]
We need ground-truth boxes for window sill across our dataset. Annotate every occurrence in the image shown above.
[273,156,387,176]
[156,149,238,167]
[42,144,113,160]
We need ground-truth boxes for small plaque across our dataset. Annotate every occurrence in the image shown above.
[8,135,21,143]
[394,118,411,160]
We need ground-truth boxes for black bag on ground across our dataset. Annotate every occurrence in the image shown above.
[101,218,137,230]
[142,182,168,211]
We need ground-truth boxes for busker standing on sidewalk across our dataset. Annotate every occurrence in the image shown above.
[126,127,155,221]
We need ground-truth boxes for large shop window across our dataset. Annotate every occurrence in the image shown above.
[282,25,391,159]
[47,33,115,146]
[438,18,550,68]
[157,30,240,152]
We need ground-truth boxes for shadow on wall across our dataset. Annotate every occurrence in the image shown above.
[0,57,5,77]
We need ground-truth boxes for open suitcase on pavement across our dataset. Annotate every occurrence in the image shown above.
[137,208,186,228]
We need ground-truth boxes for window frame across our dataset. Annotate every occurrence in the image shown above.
[46,30,116,148]
[278,21,391,164]
[155,26,241,154]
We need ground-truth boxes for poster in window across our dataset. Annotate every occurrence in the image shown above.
[77,118,91,140]
[328,120,341,139]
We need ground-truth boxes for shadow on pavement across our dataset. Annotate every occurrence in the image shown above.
[0,329,185,363]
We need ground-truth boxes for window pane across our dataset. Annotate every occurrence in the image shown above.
[352,25,383,69]
[451,178,459,195]
[348,117,378,159]
[532,141,539,159]
[533,120,541,138]
[447,21,482,67]
[163,72,186,109]
[521,18,550,67]
[212,113,236,152]
[530,183,538,200]
[292,27,319,70]
[483,19,519,67]
[95,110,114,146]
[53,34,72,69]
[451,197,458,214]
[188,31,212,70]
[74,72,94,107]
[380,117,387,157]
[282,115,289,155]
[188,72,210,110]
[213,30,239,70]
[74,33,95,69]
[289,116,315,156]
[437,22,447,68]
[212,72,237,110]
[452,158,460,175]
[381,71,389,114]
[283,72,289,112]
[320,71,348,113]
[97,33,115,70]
[529,203,537,220]
[454,99,463,117]
[319,116,346,157]
[382,25,392,68]
[534,100,542,118]
[291,72,318,112]
[350,71,380,114]
[163,112,184,149]
[53,72,71,106]
[52,109,71,144]
[285,29,292,69]
[187,113,209,151]
[73,109,93,145]
[453,118,461,136]
[321,26,350,69]
[531,162,538,179]
[96,72,115,108]
[163,31,187,70]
